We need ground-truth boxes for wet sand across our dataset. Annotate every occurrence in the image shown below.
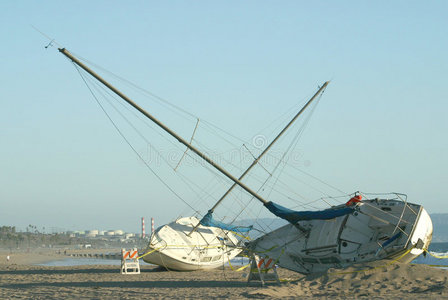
[1,251,448,299]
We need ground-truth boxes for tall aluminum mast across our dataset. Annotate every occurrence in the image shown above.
[59,48,270,205]
[208,82,328,214]
[187,82,328,235]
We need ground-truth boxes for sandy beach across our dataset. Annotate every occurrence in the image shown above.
[0,250,447,299]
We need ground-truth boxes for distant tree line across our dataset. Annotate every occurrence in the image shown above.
[0,225,80,250]
[0,225,146,250]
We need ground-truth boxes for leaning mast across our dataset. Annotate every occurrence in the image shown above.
[59,48,270,205]
[187,81,328,235]
[207,82,328,214]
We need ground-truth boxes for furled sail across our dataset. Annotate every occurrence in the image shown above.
[200,211,253,233]
[264,201,355,224]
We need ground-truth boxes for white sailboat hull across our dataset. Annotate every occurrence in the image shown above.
[142,245,240,271]
[142,217,242,271]
[248,198,433,274]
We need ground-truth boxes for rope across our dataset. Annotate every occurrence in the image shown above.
[423,248,448,259]
[328,246,448,276]
[232,232,251,241]
[228,255,251,272]
[136,247,160,260]
[329,245,416,276]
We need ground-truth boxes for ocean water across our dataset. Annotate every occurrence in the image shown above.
[37,258,151,267]
[413,253,448,267]
[412,242,448,267]
[36,256,250,267]
[36,243,448,267]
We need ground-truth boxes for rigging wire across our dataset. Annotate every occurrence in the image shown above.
[255,97,309,139]
[90,79,219,215]
[71,61,198,213]
[67,51,351,235]
[192,137,317,205]
[47,40,347,216]
[75,63,259,222]
[227,94,324,223]
[220,91,351,232]
[266,92,323,199]
[70,55,287,216]
[71,52,249,147]
[283,161,347,196]
[217,117,318,233]
[191,134,341,213]
[31,26,63,49]
[73,51,347,215]
[78,68,240,215]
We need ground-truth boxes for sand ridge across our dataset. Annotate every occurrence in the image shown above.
[247,262,448,299]
[1,251,448,299]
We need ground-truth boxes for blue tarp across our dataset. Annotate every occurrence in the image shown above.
[264,201,355,224]
[200,211,253,233]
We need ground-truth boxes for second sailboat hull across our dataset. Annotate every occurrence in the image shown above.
[142,217,242,271]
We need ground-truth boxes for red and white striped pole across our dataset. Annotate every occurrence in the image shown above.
[142,217,145,239]
[151,217,154,235]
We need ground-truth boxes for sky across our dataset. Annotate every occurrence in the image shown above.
[0,1,447,233]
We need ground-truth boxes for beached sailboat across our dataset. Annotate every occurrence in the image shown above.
[57,47,433,274]
[141,83,328,270]
[248,193,433,274]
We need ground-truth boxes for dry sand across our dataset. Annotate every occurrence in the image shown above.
[0,251,65,266]
[247,262,448,299]
[1,251,448,299]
